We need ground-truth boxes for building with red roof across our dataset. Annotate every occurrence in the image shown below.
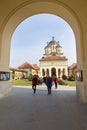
[9,67,27,80]
[9,62,40,80]
[39,37,68,78]
[18,62,40,78]
[68,63,77,77]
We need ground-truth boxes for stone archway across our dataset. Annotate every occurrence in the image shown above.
[0,0,85,101]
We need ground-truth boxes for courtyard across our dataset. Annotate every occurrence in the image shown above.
[0,85,87,130]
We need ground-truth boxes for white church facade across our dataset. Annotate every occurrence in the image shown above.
[39,37,68,78]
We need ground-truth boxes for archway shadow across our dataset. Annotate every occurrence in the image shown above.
[0,84,78,106]
[10,85,77,103]
[0,85,87,130]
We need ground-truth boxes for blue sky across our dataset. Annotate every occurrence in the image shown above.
[10,14,76,68]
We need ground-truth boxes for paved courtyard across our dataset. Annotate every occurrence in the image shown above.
[0,84,87,130]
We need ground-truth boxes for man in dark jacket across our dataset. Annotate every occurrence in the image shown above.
[32,75,38,94]
[46,76,52,94]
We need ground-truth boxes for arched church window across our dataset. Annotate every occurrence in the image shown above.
[58,69,61,77]
[42,69,45,76]
[63,68,65,75]
[47,69,49,76]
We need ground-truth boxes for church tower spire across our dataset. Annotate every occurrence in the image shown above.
[52,36,55,41]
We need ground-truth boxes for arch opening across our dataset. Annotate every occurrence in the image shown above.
[10,13,76,84]
[0,0,84,101]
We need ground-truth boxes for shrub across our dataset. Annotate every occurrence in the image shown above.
[68,75,75,81]
[58,79,67,85]
[62,75,67,80]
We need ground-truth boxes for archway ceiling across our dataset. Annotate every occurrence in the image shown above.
[0,0,86,28]
[0,0,86,65]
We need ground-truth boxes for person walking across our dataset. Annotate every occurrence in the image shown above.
[32,75,38,94]
[46,76,52,94]
[54,77,58,89]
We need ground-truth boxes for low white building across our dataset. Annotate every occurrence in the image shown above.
[39,37,68,78]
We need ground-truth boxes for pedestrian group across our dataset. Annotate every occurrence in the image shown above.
[32,74,59,94]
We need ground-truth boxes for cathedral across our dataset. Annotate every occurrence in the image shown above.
[39,37,68,78]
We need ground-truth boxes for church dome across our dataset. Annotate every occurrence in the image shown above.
[44,37,62,49]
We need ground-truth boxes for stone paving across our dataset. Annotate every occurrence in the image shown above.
[0,84,87,130]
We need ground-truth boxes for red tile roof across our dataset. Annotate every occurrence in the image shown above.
[18,62,40,70]
[18,62,33,69]
[32,64,40,70]
[68,63,77,70]
[40,55,67,61]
